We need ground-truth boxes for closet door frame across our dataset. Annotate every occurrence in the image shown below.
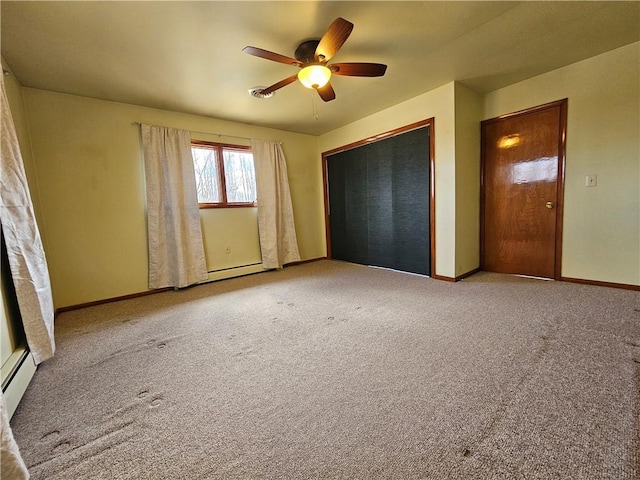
[321,118,436,275]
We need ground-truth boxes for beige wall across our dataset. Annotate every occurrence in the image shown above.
[484,42,640,285]
[21,88,323,308]
[454,83,482,277]
[200,207,261,270]
[319,82,459,278]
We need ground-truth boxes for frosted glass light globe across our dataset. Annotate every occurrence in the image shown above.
[298,65,331,89]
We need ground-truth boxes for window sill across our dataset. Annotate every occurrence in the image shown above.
[198,203,257,209]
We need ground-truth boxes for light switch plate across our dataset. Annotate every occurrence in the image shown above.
[585,175,597,187]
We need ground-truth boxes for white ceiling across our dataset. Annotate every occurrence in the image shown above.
[2,1,638,136]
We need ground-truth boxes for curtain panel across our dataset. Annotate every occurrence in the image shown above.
[251,140,300,269]
[0,75,55,365]
[140,124,208,289]
[0,392,29,480]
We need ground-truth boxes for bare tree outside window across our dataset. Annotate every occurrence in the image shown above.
[191,142,256,207]
[223,149,256,203]
[192,147,221,203]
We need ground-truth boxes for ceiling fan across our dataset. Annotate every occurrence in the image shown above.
[243,17,387,102]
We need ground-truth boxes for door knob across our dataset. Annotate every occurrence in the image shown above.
[545,201,554,209]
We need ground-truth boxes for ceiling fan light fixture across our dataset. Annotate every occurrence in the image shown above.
[298,65,331,89]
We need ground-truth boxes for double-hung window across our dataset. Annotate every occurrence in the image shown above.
[191,141,257,208]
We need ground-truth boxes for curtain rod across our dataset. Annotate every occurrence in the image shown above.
[132,122,251,142]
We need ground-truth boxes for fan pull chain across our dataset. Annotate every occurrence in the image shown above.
[311,91,319,120]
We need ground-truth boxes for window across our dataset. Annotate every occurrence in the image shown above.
[191,141,257,208]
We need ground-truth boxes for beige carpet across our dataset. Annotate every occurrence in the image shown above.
[9,260,640,479]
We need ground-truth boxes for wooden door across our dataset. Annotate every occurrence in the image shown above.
[481,100,567,279]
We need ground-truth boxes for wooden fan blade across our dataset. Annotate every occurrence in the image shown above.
[329,63,387,77]
[315,18,354,62]
[243,46,302,67]
[317,82,336,102]
[259,74,299,95]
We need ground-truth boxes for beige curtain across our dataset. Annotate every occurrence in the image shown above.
[0,392,29,480]
[0,75,55,364]
[251,140,300,269]
[141,124,208,288]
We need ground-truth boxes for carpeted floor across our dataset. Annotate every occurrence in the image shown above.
[9,260,640,479]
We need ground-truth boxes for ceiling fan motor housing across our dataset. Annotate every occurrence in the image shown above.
[295,40,321,63]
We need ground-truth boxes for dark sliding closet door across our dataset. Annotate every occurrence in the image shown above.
[327,126,430,275]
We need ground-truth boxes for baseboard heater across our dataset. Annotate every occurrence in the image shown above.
[204,263,265,283]
[1,346,37,419]
[207,262,263,274]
